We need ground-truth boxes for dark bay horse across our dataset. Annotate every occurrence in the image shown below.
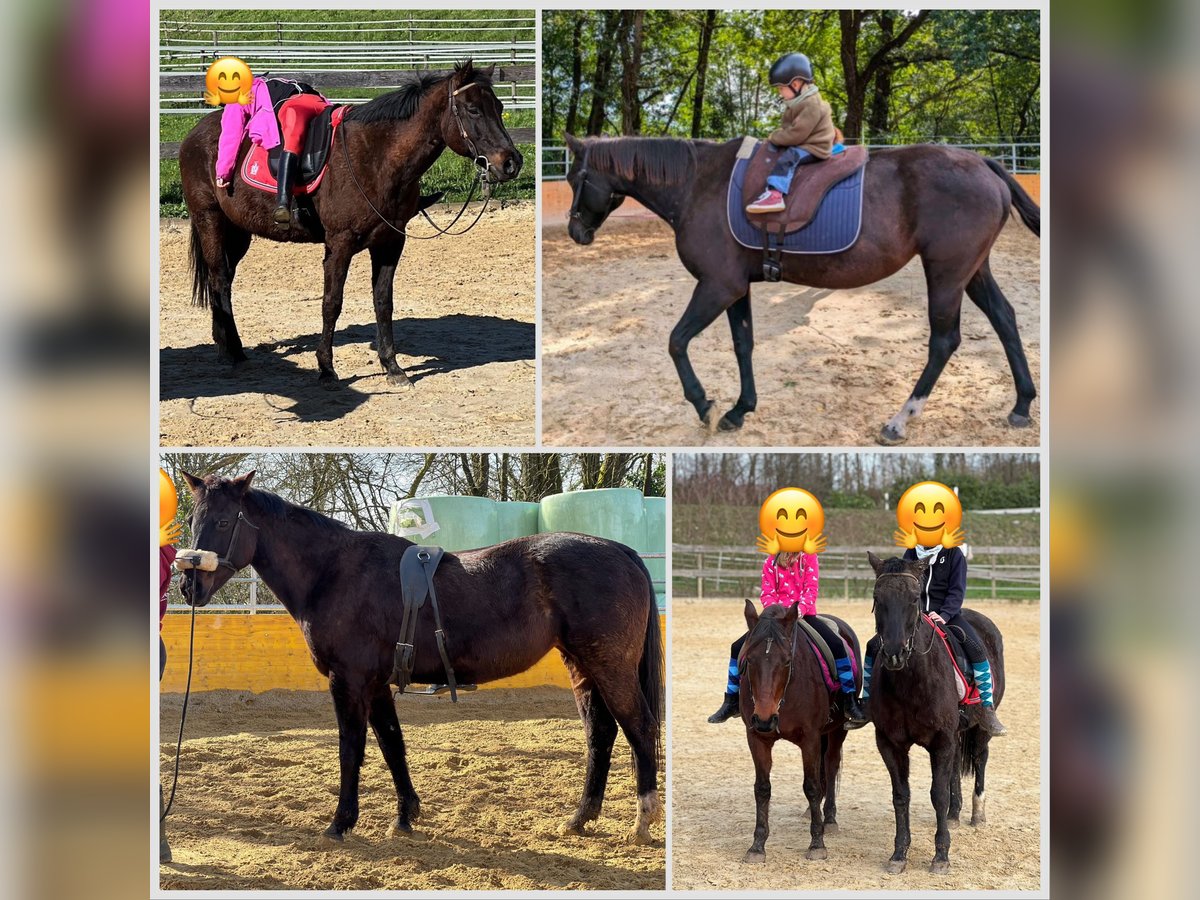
[177,471,663,844]
[563,134,1039,444]
[866,552,1006,874]
[739,600,861,864]
[180,62,523,385]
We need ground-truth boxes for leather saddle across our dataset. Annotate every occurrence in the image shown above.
[797,614,847,678]
[389,545,461,702]
[743,142,868,234]
[268,100,337,185]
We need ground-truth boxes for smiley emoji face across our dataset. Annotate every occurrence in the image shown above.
[757,487,827,555]
[894,481,965,549]
[204,56,253,106]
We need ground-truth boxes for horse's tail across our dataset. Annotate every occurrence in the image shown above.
[984,156,1040,238]
[960,723,982,779]
[189,217,213,309]
[624,546,665,761]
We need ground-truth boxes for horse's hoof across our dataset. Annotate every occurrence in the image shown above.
[627,826,655,846]
[970,814,987,827]
[822,820,839,835]
[388,817,413,837]
[743,849,766,865]
[1008,411,1033,428]
[699,401,718,433]
[321,826,345,844]
[560,819,588,837]
[317,369,339,386]
[930,859,950,875]
[806,846,828,861]
[387,371,414,389]
[885,858,907,875]
[948,817,960,830]
[877,424,907,446]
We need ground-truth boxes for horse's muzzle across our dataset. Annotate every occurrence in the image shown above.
[750,713,779,734]
[883,653,906,671]
[567,218,595,245]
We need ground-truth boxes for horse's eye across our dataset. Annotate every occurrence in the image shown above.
[467,105,481,117]
[934,502,944,513]
[776,508,788,520]
[915,502,926,514]
[218,519,230,529]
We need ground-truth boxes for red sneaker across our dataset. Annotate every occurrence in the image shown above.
[746,189,786,213]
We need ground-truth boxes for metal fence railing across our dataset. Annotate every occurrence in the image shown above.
[541,140,1041,181]
[672,544,1040,602]
[167,553,668,614]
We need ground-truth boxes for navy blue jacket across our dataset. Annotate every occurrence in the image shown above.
[903,545,967,619]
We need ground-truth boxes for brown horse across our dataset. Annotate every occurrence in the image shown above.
[179,62,523,385]
[176,471,663,844]
[562,135,1038,444]
[739,600,861,864]
[866,552,1006,875]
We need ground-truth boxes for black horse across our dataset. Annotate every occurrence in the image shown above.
[177,471,663,844]
[180,62,522,384]
[739,600,861,864]
[867,552,1005,874]
[563,134,1038,444]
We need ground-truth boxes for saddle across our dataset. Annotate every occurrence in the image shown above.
[925,615,981,705]
[727,138,869,280]
[798,616,859,692]
[389,545,461,702]
[239,104,347,196]
[742,141,868,232]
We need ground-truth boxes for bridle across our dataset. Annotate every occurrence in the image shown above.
[567,145,618,226]
[741,620,801,732]
[340,79,500,239]
[872,571,936,665]
[176,509,259,574]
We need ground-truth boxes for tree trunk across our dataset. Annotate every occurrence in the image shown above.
[586,10,622,135]
[619,10,645,134]
[691,10,716,138]
[564,13,583,136]
[867,12,896,139]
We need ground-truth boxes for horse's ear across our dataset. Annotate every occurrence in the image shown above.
[564,133,584,156]
[867,551,886,577]
[743,598,760,632]
[482,62,496,79]
[455,59,475,86]
[781,602,800,627]
[181,471,204,496]
[231,471,256,496]
[909,556,930,578]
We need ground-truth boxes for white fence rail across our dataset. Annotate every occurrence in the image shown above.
[542,140,1041,180]
[673,544,1040,602]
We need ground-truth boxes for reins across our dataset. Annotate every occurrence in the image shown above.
[872,571,938,663]
[339,80,497,239]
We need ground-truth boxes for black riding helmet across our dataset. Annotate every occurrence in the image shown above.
[769,52,814,87]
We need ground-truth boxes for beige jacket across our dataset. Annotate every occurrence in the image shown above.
[768,86,836,159]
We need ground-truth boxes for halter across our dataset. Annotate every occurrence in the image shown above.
[176,509,259,573]
[567,145,616,225]
[339,78,498,239]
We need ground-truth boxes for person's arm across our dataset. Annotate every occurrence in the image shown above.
[938,547,968,620]
[797,553,819,615]
[215,101,250,182]
[768,101,819,147]
[760,557,782,607]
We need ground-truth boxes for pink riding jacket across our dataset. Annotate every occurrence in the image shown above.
[214,78,281,181]
[760,553,820,616]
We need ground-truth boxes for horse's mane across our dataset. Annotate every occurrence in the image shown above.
[747,604,793,646]
[877,556,911,575]
[246,487,354,537]
[586,137,698,186]
[344,61,492,124]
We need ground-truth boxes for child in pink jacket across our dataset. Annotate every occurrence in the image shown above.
[707,551,867,726]
[215,76,328,225]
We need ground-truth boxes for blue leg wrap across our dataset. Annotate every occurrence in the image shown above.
[726,658,740,695]
[835,657,856,694]
[972,660,995,707]
[861,656,875,698]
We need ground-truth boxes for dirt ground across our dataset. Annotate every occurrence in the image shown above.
[159,687,664,891]
[541,218,1040,447]
[671,598,1041,891]
[159,204,535,447]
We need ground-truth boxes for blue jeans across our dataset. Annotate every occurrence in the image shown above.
[765,145,816,194]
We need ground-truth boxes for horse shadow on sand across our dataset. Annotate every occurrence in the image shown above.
[159,314,534,424]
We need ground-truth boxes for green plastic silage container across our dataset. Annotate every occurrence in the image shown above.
[538,488,647,550]
[389,495,499,551]
[642,496,667,608]
[495,500,541,543]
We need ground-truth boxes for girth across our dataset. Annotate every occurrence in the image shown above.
[389,545,460,702]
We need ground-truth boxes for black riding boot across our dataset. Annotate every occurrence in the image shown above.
[843,692,869,729]
[159,785,172,863]
[273,151,299,225]
[978,704,1008,736]
[707,691,740,724]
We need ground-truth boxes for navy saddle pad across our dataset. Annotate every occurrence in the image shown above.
[726,141,866,254]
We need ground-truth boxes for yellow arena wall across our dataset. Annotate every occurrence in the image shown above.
[160,613,668,694]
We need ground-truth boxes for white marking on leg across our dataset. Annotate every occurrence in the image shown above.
[886,396,928,434]
[972,791,986,824]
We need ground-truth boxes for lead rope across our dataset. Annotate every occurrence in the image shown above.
[339,81,496,240]
[160,593,197,822]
